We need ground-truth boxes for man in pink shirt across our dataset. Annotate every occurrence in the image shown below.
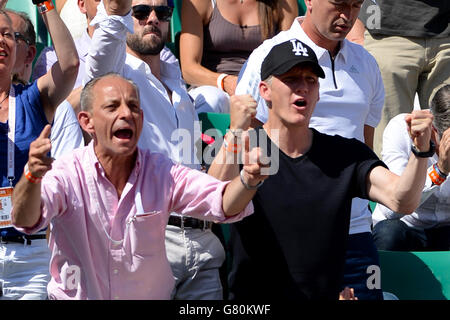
[11,73,266,300]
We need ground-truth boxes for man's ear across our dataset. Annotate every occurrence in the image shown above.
[78,0,87,14]
[431,124,439,147]
[25,45,37,65]
[304,0,313,12]
[78,110,94,135]
[259,80,272,104]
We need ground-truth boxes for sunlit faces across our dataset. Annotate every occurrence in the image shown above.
[127,0,171,56]
[0,14,16,74]
[261,65,320,128]
[89,76,143,157]
[308,0,364,41]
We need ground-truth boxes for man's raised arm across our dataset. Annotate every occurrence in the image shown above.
[367,110,434,214]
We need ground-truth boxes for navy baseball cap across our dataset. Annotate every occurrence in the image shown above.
[261,39,325,80]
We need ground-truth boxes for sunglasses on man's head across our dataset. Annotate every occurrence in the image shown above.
[131,5,173,22]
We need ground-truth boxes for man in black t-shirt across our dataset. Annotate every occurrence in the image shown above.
[208,39,435,300]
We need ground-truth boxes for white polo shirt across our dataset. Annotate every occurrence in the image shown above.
[236,18,385,234]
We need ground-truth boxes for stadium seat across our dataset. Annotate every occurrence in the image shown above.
[167,0,182,59]
[378,250,450,300]
[198,112,230,137]
[298,0,306,15]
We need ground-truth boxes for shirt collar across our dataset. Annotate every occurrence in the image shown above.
[78,29,92,58]
[87,140,143,178]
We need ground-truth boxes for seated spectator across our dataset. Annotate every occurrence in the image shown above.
[32,0,177,146]
[208,38,433,300]
[373,84,450,251]
[179,0,298,114]
[11,72,264,300]
[0,1,78,300]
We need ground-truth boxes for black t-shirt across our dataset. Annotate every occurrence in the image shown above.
[228,128,386,300]
[360,0,450,38]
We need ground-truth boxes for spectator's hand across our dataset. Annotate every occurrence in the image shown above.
[339,287,358,300]
[27,125,54,178]
[223,75,238,96]
[437,127,450,175]
[405,110,433,153]
[241,134,269,187]
[230,94,257,131]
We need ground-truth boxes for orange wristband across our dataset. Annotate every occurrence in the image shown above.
[428,163,447,186]
[216,74,228,92]
[24,164,42,184]
[37,1,55,14]
[223,137,241,153]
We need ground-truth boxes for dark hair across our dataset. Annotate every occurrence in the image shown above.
[430,84,450,139]
[259,0,282,40]
[5,10,36,46]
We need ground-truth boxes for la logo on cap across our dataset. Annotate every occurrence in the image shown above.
[290,39,309,57]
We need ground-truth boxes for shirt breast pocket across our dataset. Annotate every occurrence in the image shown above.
[126,210,167,258]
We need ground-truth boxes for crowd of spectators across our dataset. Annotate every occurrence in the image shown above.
[0,0,449,301]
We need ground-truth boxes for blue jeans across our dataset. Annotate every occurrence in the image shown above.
[373,219,450,251]
[341,232,383,300]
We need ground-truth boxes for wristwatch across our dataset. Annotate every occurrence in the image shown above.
[411,140,435,158]
[32,0,47,4]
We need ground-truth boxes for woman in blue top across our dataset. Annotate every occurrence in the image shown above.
[0,1,78,300]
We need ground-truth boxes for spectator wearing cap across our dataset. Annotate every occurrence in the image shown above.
[232,0,384,299]
[209,38,434,300]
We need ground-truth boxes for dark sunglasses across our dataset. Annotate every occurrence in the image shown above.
[131,5,173,22]
[14,32,30,45]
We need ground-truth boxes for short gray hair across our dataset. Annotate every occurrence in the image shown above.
[81,73,140,112]
[431,84,450,139]
[5,10,36,45]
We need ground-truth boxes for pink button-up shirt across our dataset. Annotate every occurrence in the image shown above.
[15,143,253,300]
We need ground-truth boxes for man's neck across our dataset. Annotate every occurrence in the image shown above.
[300,17,341,57]
[126,48,162,81]
[263,120,313,158]
[94,146,138,199]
